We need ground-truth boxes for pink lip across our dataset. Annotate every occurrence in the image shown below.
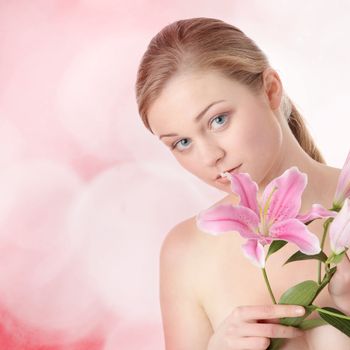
[216,164,241,183]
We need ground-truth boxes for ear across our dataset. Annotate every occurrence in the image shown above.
[262,68,283,111]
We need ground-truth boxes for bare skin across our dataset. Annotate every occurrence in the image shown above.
[150,68,350,349]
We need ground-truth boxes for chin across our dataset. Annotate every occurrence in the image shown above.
[212,182,232,194]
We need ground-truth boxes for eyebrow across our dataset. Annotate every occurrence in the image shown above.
[158,99,226,139]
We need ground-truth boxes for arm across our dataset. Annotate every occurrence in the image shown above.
[159,220,213,350]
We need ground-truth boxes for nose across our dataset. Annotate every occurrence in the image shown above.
[196,139,225,167]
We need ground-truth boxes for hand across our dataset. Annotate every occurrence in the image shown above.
[207,304,305,350]
[328,251,350,314]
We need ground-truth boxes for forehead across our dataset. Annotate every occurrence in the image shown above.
[147,70,251,135]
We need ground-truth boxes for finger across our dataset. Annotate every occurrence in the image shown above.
[239,323,303,338]
[235,304,305,322]
[238,336,271,349]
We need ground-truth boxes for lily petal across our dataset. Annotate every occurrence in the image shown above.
[226,172,259,216]
[241,239,265,268]
[333,150,350,208]
[262,166,307,223]
[269,218,321,255]
[196,204,259,239]
[296,203,338,223]
[329,198,350,255]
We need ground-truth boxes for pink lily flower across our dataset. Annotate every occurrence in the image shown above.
[329,198,350,255]
[196,167,336,268]
[333,150,350,210]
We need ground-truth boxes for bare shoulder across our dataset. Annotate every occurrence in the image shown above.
[160,217,197,261]
[159,217,203,281]
[160,191,239,262]
[159,195,240,349]
[160,192,240,274]
[159,217,213,349]
[160,192,241,267]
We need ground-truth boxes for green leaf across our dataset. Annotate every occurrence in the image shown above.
[266,240,288,260]
[267,338,286,350]
[303,305,317,313]
[298,318,328,330]
[317,307,350,337]
[279,280,319,305]
[283,250,328,266]
[278,280,319,326]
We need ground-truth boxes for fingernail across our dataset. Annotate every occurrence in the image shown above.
[295,307,305,315]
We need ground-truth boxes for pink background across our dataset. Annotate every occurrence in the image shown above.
[0,1,348,349]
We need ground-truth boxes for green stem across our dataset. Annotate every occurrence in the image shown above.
[262,267,277,304]
[318,218,332,284]
[310,273,332,304]
[314,306,350,320]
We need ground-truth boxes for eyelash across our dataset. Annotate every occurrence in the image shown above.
[171,113,229,151]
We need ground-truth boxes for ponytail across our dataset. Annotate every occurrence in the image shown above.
[281,93,326,163]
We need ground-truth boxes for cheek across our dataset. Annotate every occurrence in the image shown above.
[242,115,282,154]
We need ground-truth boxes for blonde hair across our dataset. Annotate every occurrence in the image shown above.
[135,17,325,163]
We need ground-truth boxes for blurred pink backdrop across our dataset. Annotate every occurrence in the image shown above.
[0,1,348,349]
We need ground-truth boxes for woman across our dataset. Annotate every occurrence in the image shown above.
[135,17,350,350]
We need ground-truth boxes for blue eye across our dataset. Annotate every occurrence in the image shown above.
[171,139,188,149]
[210,114,228,129]
[171,114,228,151]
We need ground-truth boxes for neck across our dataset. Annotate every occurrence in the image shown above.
[256,123,341,211]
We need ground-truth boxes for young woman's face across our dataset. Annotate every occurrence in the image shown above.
[147,69,284,193]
